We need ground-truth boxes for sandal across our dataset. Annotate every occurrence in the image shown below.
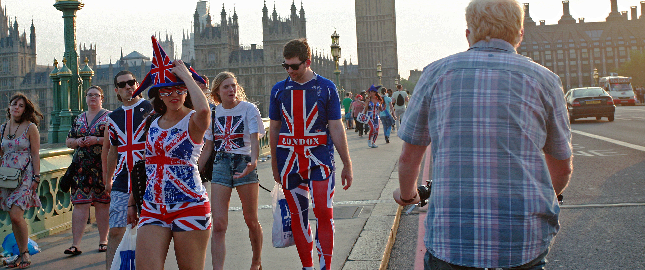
[5,253,22,268]
[64,246,82,256]
[98,244,107,252]
[17,251,30,269]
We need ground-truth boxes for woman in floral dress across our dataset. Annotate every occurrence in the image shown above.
[0,93,43,269]
[64,86,111,255]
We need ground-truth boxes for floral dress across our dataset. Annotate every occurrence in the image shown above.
[0,123,41,211]
[67,110,111,204]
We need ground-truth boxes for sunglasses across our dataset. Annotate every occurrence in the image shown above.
[158,89,187,97]
[116,79,137,88]
[281,60,306,71]
[86,93,102,98]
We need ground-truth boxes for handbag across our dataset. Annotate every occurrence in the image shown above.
[110,225,137,270]
[356,112,369,124]
[60,161,77,193]
[130,113,161,213]
[0,124,24,189]
[200,107,216,183]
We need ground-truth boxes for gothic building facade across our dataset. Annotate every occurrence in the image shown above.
[517,0,645,91]
[355,0,399,88]
[188,2,360,115]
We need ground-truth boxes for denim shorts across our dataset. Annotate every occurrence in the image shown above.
[109,190,129,228]
[211,152,259,188]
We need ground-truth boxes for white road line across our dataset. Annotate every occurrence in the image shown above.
[571,130,645,152]
[561,202,645,209]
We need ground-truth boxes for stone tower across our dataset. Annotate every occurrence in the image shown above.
[79,43,96,68]
[193,3,240,71]
[355,0,399,88]
[262,1,306,64]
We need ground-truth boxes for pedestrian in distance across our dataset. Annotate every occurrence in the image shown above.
[394,0,573,269]
[64,86,111,256]
[0,93,43,269]
[101,70,153,270]
[198,71,265,270]
[342,92,354,129]
[379,87,394,143]
[269,38,353,270]
[391,84,409,131]
[352,94,366,137]
[362,85,385,148]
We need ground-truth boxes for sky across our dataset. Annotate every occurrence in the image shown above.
[3,0,644,79]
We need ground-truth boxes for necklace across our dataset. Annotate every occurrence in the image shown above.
[6,122,20,140]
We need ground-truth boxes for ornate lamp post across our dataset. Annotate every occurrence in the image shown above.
[51,0,85,143]
[330,31,342,97]
[592,68,599,87]
[377,63,383,86]
[394,78,399,88]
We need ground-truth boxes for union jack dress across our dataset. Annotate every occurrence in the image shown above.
[143,111,208,204]
[107,99,153,193]
[269,74,341,190]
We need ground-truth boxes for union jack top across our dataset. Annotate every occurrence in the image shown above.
[144,111,208,204]
[107,99,153,193]
[269,74,341,190]
[204,101,265,156]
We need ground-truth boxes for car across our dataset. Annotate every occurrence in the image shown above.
[565,87,615,123]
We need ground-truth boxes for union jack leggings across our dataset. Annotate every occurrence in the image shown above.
[283,175,335,270]
[368,116,380,145]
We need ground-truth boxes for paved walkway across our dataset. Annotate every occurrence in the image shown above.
[24,125,406,270]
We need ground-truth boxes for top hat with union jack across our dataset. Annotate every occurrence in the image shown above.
[132,35,205,99]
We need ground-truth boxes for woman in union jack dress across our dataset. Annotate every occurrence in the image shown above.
[362,85,386,148]
[126,54,211,268]
[199,71,265,270]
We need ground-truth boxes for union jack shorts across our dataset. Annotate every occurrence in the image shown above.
[138,200,212,232]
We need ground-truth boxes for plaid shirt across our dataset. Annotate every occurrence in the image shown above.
[399,39,572,268]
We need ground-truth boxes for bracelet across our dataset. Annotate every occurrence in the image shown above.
[400,192,418,203]
[32,175,40,180]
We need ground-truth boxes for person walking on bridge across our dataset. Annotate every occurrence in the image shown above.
[269,38,353,270]
[394,0,573,269]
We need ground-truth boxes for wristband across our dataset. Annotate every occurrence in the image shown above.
[400,192,418,204]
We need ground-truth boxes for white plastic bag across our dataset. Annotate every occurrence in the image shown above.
[110,226,137,270]
[272,182,295,248]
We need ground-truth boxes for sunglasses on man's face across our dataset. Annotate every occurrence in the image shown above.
[281,60,306,71]
[158,89,187,97]
[116,79,137,88]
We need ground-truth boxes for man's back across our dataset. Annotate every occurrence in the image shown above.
[399,39,571,268]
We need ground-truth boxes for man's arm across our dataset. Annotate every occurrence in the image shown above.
[269,120,281,183]
[393,142,428,205]
[103,128,118,194]
[544,153,573,195]
[328,119,353,190]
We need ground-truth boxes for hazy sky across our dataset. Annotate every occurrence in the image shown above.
[3,0,643,78]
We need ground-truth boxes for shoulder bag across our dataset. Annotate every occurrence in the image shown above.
[0,124,27,189]
[131,113,161,213]
[200,107,217,183]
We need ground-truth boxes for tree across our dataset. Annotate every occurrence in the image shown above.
[400,78,417,94]
[617,51,645,88]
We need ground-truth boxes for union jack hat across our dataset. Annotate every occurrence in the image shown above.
[367,84,382,93]
[132,35,205,99]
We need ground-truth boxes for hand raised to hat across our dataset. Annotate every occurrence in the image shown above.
[171,59,192,81]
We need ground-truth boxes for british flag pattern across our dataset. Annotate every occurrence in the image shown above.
[139,200,212,232]
[107,99,153,193]
[143,111,207,204]
[213,115,245,152]
[269,74,342,190]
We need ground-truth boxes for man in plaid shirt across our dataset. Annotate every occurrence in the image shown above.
[394,0,573,269]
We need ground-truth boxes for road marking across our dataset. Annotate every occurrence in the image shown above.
[571,130,645,152]
[561,202,645,209]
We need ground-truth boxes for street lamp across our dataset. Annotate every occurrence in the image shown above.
[394,78,399,88]
[377,63,382,86]
[592,68,599,86]
[330,30,342,97]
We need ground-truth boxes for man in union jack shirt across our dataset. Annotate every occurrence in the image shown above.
[269,38,353,270]
[101,70,153,269]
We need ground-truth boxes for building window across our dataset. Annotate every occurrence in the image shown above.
[581,43,587,47]
[569,49,576,59]
[594,48,601,58]
[606,48,613,57]
[581,49,588,58]
[545,45,551,49]
[545,51,552,60]
[557,50,564,60]
[532,45,538,49]
[557,44,563,48]
[618,47,626,56]
[607,59,614,64]
[533,52,540,61]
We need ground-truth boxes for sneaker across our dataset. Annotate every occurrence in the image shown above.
[385,136,390,143]
[371,144,379,148]
[368,141,372,148]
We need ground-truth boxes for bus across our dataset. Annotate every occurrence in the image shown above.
[598,75,636,106]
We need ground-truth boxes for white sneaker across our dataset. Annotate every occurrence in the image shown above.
[371,144,378,148]
[368,141,372,148]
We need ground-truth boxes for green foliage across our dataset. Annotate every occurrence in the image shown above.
[617,51,645,88]
[400,78,417,94]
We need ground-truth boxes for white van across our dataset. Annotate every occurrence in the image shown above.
[598,76,636,106]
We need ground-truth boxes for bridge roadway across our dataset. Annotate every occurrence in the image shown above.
[26,126,406,269]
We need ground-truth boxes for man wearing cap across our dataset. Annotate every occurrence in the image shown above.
[102,70,153,269]
[269,38,353,270]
